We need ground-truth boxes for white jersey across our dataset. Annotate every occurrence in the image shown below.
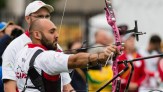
[15,44,72,92]
[2,32,71,86]
[2,32,31,81]
[138,49,160,90]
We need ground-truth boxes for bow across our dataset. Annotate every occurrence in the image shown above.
[96,1,147,92]
[58,0,163,92]
[104,0,122,91]
[58,0,128,91]
[96,1,139,92]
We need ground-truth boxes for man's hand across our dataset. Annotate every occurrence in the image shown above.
[105,44,124,54]
[104,44,118,56]
[63,83,75,92]
[129,82,138,91]
[4,25,24,36]
[3,80,17,92]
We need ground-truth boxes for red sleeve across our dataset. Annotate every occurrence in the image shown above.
[117,53,128,84]
[118,53,128,74]
[135,54,146,86]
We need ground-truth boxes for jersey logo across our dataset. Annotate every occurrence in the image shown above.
[16,65,27,79]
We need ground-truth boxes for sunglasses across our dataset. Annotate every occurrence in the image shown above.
[30,14,51,19]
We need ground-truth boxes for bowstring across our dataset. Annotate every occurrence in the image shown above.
[58,0,69,91]
[58,0,68,37]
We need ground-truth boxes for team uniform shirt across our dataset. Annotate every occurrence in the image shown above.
[118,51,146,92]
[139,49,159,72]
[2,32,31,81]
[138,49,160,90]
[15,44,72,92]
[2,31,71,86]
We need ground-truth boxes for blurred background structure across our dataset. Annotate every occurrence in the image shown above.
[1,0,163,49]
[0,0,106,49]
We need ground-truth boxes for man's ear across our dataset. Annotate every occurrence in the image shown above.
[25,16,31,25]
[34,31,42,40]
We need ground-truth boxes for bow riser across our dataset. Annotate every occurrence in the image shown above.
[105,0,122,91]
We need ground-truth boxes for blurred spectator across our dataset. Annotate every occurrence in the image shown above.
[88,28,114,54]
[160,42,163,89]
[88,29,114,91]
[0,21,23,65]
[0,21,23,92]
[2,1,73,92]
[0,66,3,92]
[66,41,87,91]
[161,42,163,52]
[118,33,146,92]
[146,35,162,54]
[139,34,162,91]
[158,58,163,90]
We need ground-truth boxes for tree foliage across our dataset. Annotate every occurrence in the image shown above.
[0,0,6,9]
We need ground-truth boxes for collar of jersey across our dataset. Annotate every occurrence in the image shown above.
[25,30,30,37]
[28,43,47,50]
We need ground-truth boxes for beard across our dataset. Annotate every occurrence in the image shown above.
[40,32,57,50]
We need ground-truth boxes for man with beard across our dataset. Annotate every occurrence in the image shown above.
[14,19,120,92]
[2,1,73,92]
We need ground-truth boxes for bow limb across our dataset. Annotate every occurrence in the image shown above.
[58,0,70,92]
[105,0,122,92]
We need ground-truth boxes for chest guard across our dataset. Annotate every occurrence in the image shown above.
[22,49,61,92]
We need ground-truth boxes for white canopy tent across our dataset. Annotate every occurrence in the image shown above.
[89,0,163,49]
[88,13,113,45]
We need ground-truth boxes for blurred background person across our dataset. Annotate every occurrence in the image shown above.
[159,41,163,90]
[161,42,163,52]
[139,34,162,91]
[87,28,114,92]
[66,41,87,92]
[158,57,163,90]
[2,1,73,92]
[2,1,53,91]
[0,21,23,65]
[118,33,146,92]
[88,28,114,53]
[0,21,24,92]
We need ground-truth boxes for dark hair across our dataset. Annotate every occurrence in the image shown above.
[149,35,161,44]
[11,28,23,39]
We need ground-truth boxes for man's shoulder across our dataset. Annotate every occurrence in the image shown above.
[12,33,30,43]
[2,33,31,57]
[16,45,41,59]
[5,33,31,49]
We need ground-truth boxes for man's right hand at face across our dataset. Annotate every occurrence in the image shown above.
[5,25,24,36]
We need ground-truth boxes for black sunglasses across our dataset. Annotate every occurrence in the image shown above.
[30,14,51,19]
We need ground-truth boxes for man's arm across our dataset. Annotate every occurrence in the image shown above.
[2,40,19,92]
[61,72,74,91]
[2,50,17,92]
[3,80,17,92]
[63,83,74,92]
[68,52,110,69]
[36,45,118,75]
